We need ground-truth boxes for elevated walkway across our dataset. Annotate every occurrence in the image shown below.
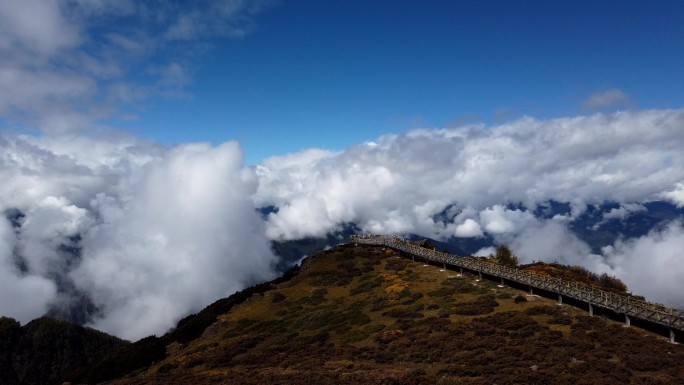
[351,234,684,343]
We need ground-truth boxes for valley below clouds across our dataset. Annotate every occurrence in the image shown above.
[2,108,684,339]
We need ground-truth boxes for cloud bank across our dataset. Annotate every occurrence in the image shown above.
[1,135,276,340]
[2,108,684,338]
[256,109,684,240]
[255,108,684,308]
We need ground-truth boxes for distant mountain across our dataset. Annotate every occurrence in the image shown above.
[570,201,684,253]
[271,222,360,272]
[272,201,684,264]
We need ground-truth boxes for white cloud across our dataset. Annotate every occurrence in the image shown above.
[253,108,684,308]
[0,135,276,340]
[479,206,536,235]
[17,196,92,277]
[511,221,594,265]
[602,203,645,221]
[0,0,80,58]
[70,141,276,340]
[454,218,483,238]
[0,0,275,132]
[583,88,632,110]
[661,183,684,208]
[0,210,57,323]
[590,203,647,230]
[256,108,684,242]
[474,246,495,257]
[598,222,684,309]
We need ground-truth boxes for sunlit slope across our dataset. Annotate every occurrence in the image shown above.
[105,244,684,385]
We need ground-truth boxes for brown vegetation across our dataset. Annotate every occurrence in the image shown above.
[521,262,628,294]
[87,245,684,385]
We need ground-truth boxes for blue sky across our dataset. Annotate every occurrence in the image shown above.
[2,1,684,164]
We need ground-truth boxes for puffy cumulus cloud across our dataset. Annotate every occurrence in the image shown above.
[0,135,276,340]
[661,183,684,208]
[0,134,162,209]
[598,222,684,309]
[479,206,536,235]
[474,246,495,257]
[72,142,275,340]
[454,219,483,238]
[510,221,594,265]
[0,210,57,323]
[17,196,92,277]
[256,109,684,241]
[0,0,275,131]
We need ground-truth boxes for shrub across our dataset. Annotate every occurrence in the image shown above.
[494,245,519,267]
[599,273,628,293]
[375,329,404,344]
[513,295,527,303]
[452,295,499,316]
[271,292,286,303]
[382,309,425,319]
[525,305,557,316]
[385,259,409,271]
[311,271,340,286]
[549,312,573,325]
[369,297,391,312]
[350,276,383,296]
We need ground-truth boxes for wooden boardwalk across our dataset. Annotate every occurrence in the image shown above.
[351,234,684,343]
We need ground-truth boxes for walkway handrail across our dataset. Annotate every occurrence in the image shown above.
[351,234,684,332]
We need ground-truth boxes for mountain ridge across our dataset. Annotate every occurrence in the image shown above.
[2,242,684,384]
[89,244,684,384]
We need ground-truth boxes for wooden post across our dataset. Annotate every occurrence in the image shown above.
[528,286,533,295]
[500,277,504,286]
[557,294,562,305]
[624,314,630,327]
[478,271,482,280]
[670,328,676,344]
[459,267,463,275]
[588,304,593,317]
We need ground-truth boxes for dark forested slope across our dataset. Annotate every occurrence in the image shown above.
[0,316,126,385]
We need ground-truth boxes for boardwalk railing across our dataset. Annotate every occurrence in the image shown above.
[351,234,684,341]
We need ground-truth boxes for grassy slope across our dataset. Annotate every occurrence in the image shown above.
[104,244,684,385]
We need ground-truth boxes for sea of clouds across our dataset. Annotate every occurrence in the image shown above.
[2,108,684,340]
[2,1,684,340]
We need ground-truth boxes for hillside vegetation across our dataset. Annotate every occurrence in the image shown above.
[99,244,684,385]
[0,316,126,385]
